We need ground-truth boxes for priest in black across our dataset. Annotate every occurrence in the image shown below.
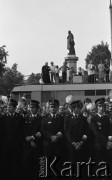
[42,62,51,83]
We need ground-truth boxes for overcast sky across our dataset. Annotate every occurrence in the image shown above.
[0,0,111,76]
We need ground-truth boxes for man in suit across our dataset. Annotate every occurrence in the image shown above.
[23,100,42,180]
[0,99,24,180]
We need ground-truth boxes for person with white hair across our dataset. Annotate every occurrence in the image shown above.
[87,60,96,83]
[86,103,96,124]
[63,95,75,115]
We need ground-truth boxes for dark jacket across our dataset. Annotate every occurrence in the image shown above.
[90,114,112,150]
[24,113,42,148]
[41,113,65,146]
[64,113,89,145]
[1,112,24,148]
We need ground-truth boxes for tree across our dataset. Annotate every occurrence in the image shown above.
[85,41,111,68]
[0,63,24,95]
[0,45,8,77]
[26,73,41,84]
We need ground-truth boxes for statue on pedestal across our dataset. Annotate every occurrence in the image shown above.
[67,30,75,55]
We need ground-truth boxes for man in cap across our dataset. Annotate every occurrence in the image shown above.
[0,98,24,180]
[23,100,42,180]
[41,99,67,176]
[64,99,89,178]
[90,98,112,169]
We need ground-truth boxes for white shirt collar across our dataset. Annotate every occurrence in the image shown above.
[32,113,38,117]
[97,113,103,117]
[9,112,15,116]
[73,113,79,117]
[50,113,57,118]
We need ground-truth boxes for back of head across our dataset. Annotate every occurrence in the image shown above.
[84,98,91,104]
[8,98,18,107]
[50,61,54,65]
[66,95,74,104]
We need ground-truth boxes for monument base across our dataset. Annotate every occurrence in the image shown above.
[65,55,79,82]
[73,75,83,83]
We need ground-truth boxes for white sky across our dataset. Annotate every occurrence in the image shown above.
[0,0,111,75]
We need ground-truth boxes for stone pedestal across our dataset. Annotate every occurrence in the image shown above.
[65,55,78,81]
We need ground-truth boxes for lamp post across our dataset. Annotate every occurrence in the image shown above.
[109,0,112,59]
[109,0,112,82]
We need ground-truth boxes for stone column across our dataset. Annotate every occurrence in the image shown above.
[65,55,78,81]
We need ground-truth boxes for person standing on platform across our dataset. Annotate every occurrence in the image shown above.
[23,100,42,180]
[60,62,69,83]
[104,59,110,82]
[98,60,105,82]
[87,60,96,83]
[78,67,83,76]
[50,61,56,83]
[42,62,51,84]
[69,67,76,83]
[0,99,24,180]
[109,60,112,82]
[55,65,60,83]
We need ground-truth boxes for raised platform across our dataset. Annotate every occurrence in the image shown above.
[12,83,112,106]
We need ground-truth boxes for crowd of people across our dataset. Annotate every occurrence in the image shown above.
[1,95,112,179]
[41,59,111,84]
[41,61,70,84]
[87,59,110,83]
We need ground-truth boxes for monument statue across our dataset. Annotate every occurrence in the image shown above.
[67,30,75,55]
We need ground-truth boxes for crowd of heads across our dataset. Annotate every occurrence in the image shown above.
[1,92,112,121]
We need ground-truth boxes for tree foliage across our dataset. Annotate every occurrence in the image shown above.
[0,45,8,77]
[26,73,41,84]
[85,41,111,68]
[0,63,24,95]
